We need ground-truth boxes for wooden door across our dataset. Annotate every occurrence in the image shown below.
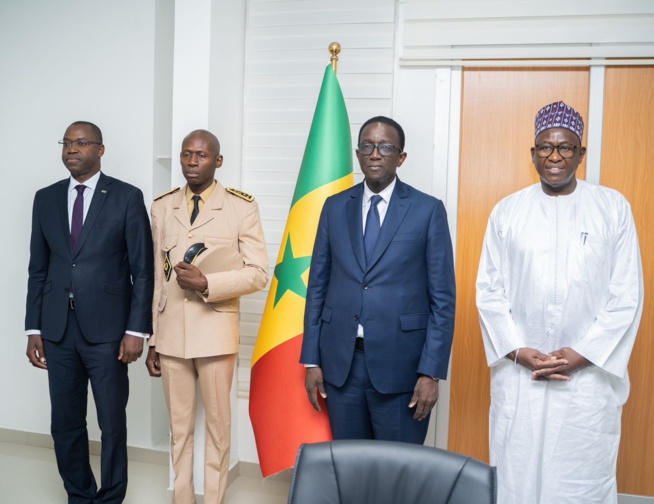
[601,66,654,497]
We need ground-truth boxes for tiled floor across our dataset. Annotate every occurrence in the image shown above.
[0,441,290,504]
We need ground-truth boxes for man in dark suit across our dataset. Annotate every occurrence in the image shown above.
[25,121,153,503]
[301,116,456,443]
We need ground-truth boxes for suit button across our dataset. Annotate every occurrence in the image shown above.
[72,263,76,267]
[363,284,369,290]
[354,315,359,321]
[184,298,188,302]
[188,234,193,239]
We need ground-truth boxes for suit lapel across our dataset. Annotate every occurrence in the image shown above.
[366,179,411,270]
[173,186,191,230]
[57,179,73,258]
[74,172,111,258]
[347,184,366,272]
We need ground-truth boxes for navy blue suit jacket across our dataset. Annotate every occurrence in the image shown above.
[301,179,456,394]
[25,172,153,342]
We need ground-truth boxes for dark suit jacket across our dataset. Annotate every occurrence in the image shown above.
[301,179,456,394]
[25,172,153,343]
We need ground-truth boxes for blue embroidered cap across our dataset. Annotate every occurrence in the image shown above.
[535,101,584,142]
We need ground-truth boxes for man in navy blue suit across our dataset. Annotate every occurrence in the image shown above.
[301,116,456,443]
[25,121,153,503]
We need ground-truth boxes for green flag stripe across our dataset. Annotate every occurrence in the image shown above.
[291,65,353,206]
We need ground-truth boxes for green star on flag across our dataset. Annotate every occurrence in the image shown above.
[273,234,311,307]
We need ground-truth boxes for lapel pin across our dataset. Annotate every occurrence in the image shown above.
[101,190,107,193]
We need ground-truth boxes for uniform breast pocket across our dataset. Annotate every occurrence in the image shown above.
[205,236,234,248]
[211,299,238,312]
[158,293,167,312]
[161,235,178,280]
[162,234,178,257]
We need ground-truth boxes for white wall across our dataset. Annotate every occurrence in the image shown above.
[208,0,248,468]
[0,0,169,450]
[401,0,654,62]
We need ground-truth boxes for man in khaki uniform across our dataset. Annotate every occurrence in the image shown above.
[146,129,268,504]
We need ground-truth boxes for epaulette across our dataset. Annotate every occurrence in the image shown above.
[154,187,180,201]
[226,187,254,202]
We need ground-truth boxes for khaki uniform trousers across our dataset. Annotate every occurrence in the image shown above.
[160,353,236,504]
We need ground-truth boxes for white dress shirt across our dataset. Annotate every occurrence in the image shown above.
[67,170,100,229]
[361,177,395,232]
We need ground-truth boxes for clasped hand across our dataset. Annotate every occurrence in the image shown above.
[512,347,590,381]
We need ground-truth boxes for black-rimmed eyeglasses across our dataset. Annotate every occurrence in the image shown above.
[534,143,577,159]
[58,140,102,149]
[358,143,401,157]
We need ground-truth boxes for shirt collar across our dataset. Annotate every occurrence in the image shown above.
[186,180,217,205]
[363,176,396,205]
[68,170,101,192]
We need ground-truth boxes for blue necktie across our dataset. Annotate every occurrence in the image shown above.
[364,195,382,263]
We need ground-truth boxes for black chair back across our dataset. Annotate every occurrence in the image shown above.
[288,440,496,504]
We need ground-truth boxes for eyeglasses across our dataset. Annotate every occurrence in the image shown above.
[534,143,577,159]
[58,140,102,149]
[358,143,401,157]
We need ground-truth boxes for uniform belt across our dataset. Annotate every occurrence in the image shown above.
[355,338,365,351]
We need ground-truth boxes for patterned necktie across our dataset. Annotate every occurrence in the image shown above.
[364,195,383,263]
[190,195,201,224]
[71,185,86,252]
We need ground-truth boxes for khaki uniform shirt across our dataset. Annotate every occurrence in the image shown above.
[150,181,269,358]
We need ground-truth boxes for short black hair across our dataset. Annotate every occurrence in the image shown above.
[358,116,405,151]
[69,121,103,143]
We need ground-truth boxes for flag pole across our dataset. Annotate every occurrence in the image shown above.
[329,42,341,73]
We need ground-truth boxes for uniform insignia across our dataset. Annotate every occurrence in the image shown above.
[164,251,173,281]
[154,187,180,201]
[226,187,254,202]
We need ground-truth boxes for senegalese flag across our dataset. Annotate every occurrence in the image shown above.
[249,64,354,477]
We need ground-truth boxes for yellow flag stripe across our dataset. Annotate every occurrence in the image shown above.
[251,174,354,366]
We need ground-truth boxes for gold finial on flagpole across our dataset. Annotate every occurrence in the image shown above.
[329,42,341,73]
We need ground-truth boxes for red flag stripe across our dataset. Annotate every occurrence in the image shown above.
[249,334,333,476]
